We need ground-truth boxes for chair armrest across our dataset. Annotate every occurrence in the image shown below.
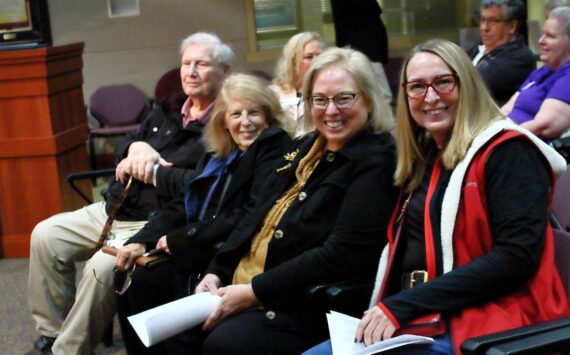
[307,278,373,317]
[460,317,570,355]
[66,168,116,204]
[486,324,570,355]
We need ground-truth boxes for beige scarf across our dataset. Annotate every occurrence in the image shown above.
[232,135,325,285]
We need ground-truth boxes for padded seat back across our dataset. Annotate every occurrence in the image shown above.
[553,229,570,302]
[154,68,184,103]
[90,84,147,126]
[553,166,570,231]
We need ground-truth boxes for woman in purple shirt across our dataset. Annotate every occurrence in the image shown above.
[502,7,570,140]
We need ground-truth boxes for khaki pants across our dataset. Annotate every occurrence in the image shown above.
[28,202,147,355]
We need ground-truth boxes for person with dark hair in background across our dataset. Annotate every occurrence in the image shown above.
[330,0,392,103]
[467,0,535,106]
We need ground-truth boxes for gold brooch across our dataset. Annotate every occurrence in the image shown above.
[276,149,300,172]
[284,149,300,162]
[275,163,292,172]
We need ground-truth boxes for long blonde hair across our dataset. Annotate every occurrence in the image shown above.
[273,32,324,92]
[301,47,394,134]
[394,39,504,191]
[205,73,292,157]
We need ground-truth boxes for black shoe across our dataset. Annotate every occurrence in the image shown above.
[25,336,55,355]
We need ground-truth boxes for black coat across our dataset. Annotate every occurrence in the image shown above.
[467,36,536,106]
[106,101,206,221]
[126,127,291,273]
[330,0,388,63]
[206,129,398,329]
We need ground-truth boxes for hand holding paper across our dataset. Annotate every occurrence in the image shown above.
[327,311,434,355]
[356,305,397,345]
[203,283,260,330]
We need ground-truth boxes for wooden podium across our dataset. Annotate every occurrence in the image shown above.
[0,43,92,258]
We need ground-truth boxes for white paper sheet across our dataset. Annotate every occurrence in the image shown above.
[128,292,221,347]
[326,311,434,355]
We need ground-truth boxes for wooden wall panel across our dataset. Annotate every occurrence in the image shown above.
[0,43,91,258]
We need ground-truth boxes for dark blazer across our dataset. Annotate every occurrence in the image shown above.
[467,36,536,106]
[330,0,388,63]
[106,100,206,221]
[206,129,398,329]
[126,127,291,273]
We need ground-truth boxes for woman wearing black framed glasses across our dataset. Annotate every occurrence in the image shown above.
[189,47,397,354]
[305,38,569,355]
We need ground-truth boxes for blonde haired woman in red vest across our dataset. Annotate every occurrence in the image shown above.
[304,38,570,355]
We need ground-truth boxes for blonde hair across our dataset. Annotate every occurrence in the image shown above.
[273,32,324,92]
[394,39,504,191]
[301,47,394,134]
[205,73,292,157]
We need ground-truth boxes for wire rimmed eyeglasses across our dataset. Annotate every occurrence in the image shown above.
[308,93,360,110]
[401,74,458,101]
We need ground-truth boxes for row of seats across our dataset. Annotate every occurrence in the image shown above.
[87,68,183,170]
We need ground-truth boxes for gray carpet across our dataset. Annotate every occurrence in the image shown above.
[1,180,127,354]
[0,257,126,355]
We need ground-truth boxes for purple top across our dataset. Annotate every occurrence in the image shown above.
[509,61,570,125]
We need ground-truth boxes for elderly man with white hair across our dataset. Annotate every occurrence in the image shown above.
[26,32,233,355]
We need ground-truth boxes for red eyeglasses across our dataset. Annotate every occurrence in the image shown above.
[401,74,458,100]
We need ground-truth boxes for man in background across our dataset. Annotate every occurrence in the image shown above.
[467,0,535,106]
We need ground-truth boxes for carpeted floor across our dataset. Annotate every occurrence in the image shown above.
[0,257,127,355]
[0,179,128,354]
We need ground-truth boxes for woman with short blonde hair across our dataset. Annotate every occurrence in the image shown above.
[302,47,394,135]
[194,47,398,354]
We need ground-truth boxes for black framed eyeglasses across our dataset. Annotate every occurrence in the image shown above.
[401,74,458,101]
[309,93,359,110]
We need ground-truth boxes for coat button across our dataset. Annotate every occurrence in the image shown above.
[166,130,172,135]
[152,127,158,132]
[326,152,335,162]
[265,310,276,320]
[274,229,284,239]
[298,191,307,201]
[186,227,198,237]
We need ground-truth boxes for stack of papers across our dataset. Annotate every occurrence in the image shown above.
[326,311,434,355]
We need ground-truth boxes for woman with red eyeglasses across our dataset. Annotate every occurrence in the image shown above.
[303,38,569,355]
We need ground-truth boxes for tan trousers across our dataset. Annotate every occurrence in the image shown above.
[28,202,147,355]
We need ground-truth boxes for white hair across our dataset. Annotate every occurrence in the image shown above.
[180,32,235,65]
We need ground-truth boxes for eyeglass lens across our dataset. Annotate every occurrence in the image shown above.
[311,94,357,109]
[404,75,457,99]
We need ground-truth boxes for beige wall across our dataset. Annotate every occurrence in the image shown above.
[47,0,274,102]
